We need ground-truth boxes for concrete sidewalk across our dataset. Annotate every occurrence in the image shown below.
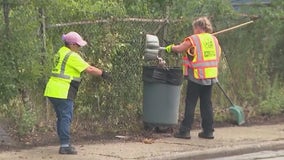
[0,124,284,160]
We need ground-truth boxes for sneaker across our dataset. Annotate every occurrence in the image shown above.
[198,132,214,139]
[174,131,191,139]
[59,146,78,155]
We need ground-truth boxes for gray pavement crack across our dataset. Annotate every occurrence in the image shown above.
[157,141,224,148]
[96,153,124,160]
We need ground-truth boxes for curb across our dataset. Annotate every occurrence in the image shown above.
[147,140,284,160]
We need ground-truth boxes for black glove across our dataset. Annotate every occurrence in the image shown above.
[101,71,111,80]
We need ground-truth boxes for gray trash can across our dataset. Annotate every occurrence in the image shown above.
[142,66,183,128]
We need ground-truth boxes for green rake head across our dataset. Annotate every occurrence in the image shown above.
[229,105,245,125]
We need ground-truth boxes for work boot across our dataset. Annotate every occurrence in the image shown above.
[174,126,191,139]
[198,131,214,139]
[59,145,78,155]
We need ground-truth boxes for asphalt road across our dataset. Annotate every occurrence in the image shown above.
[209,150,284,160]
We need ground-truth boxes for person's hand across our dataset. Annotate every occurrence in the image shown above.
[101,71,111,80]
[165,44,174,53]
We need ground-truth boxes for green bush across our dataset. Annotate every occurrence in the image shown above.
[0,99,36,136]
[258,78,284,116]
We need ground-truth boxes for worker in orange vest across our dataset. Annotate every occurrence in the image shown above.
[165,17,221,139]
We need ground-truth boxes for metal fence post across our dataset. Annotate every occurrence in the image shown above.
[39,7,50,121]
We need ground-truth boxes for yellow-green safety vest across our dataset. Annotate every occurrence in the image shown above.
[44,46,89,100]
[183,33,221,79]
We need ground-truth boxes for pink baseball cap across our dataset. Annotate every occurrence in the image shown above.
[62,31,87,47]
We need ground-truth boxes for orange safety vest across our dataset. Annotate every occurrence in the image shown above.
[183,33,221,79]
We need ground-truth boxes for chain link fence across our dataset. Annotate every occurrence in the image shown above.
[43,14,245,131]
[43,17,188,132]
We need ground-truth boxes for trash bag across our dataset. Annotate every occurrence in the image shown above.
[142,66,183,86]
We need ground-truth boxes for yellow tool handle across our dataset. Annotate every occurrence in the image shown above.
[213,20,254,36]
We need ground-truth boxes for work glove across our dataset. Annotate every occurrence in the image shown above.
[101,70,111,80]
[165,44,174,53]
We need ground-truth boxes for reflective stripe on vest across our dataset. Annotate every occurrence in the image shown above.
[185,33,220,79]
[182,56,189,76]
[51,51,82,82]
[191,61,219,68]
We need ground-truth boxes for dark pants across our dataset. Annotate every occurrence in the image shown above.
[48,97,74,145]
[181,80,214,133]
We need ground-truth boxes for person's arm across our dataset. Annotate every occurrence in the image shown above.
[84,66,103,76]
[165,39,192,53]
[84,65,111,79]
[172,40,192,53]
[69,53,110,79]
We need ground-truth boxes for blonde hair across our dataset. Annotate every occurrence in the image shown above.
[192,17,213,33]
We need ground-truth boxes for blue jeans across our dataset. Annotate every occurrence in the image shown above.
[48,97,74,145]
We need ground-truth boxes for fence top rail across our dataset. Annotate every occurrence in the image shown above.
[46,17,182,28]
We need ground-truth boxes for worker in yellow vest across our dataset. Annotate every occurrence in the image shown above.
[165,17,221,139]
[44,31,110,154]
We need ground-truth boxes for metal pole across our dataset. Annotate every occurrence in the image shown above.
[39,7,49,121]
[39,8,47,56]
